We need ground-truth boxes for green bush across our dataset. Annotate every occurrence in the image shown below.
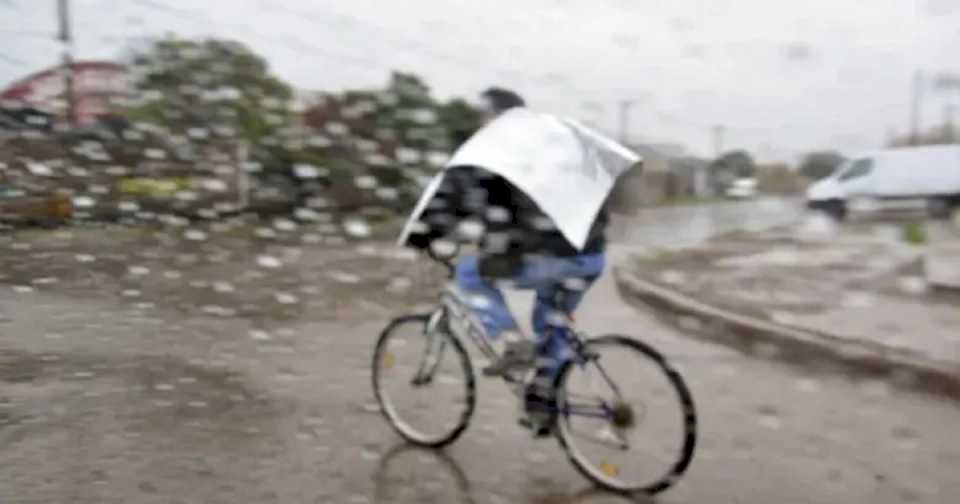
[902,222,927,245]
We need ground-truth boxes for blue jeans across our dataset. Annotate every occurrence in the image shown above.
[455,253,606,377]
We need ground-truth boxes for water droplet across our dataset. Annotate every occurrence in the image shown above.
[255,227,277,239]
[73,196,95,208]
[26,162,52,176]
[485,206,511,223]
[184,229,207,241]
[118,201,140,213]
[212,281,234,293]
[795,378,820,393]
[375,187,398,200]
[757,406,782,430]
[249,330,271,341]
[175,190,198,202]
[456,220,485,241]
[430,239,457,257]
[897,276,928,295]
[274,292,299,304]
[188,401,208,408]
[128,266,150,276]
[293,164,325,179]
[201,179,228,192]
[343,219,371,238]
[154,384,175,391]
[387,277,412,293]
[355,176,378,190]
[273,219,297,232]
[660,270,686,285]
[252,255,282,270]
[292,208,318,222]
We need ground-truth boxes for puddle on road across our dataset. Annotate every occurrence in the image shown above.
[0,350,277,438]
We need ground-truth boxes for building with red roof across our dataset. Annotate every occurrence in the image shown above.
[0,60,130,126]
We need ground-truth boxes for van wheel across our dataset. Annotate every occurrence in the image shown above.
[926,198,952,220]
[824,200,847,221]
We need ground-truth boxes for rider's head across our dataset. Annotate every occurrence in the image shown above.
[478,87,525,124]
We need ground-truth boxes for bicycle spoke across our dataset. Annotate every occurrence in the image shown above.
[588,358,624,400]
[566,422,631,450]
[554,335,697,494]
[374,314,476,448]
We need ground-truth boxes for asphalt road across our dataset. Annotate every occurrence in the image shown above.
[2,201,958,503]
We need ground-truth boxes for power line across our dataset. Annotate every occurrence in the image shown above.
[618,100,634,144]
[0,53,26,66]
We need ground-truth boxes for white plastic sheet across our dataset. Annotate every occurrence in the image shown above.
[398,108,640,250]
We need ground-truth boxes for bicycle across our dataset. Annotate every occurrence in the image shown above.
[371,245,698,495]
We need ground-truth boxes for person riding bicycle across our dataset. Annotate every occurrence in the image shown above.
[405,87,614,434]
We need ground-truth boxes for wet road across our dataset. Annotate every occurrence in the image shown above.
[2,201,959,503]
[611,197,803,249]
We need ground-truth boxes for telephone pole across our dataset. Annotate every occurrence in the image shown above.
[910,70,924,145]
[944,104,957,143]
[712,124,725,157]
[618,100,634,145]
[57,0,76,127]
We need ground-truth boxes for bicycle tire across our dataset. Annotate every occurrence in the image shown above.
[553,334,697,495]
[372,313,476,448]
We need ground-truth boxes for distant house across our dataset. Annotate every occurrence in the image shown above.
[0,105,55,133]
[671,156,712,197]
[608,143,711,213]
[0,61,130,127]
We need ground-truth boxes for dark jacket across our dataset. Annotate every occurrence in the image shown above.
[407,165,608,276]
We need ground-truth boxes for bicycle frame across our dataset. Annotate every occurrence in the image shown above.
[413,282,624,426]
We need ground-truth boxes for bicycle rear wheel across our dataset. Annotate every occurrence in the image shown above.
[372,313,476,447]
[553,335,697,495]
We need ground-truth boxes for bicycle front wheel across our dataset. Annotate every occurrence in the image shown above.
[554,335,697,495]
[372,313,476,447]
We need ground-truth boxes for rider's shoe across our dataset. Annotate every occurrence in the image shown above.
[482,339,536,377]
[518,416,552,438]
[518,377,555,438]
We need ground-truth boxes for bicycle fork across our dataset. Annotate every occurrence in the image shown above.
[410,309,448,386]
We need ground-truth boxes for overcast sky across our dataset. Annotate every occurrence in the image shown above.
[2,0,959,162]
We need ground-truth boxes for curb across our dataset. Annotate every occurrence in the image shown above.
[613,266,960,400]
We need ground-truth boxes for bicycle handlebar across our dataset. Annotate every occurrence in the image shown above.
[426,240,460,278]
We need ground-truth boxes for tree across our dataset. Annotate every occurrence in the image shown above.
[438,98,483,149]
[709,150,756,188]
[799,151,845,180]
[888,124,958,147]
[756,163,804,194]
[122,36,293,155]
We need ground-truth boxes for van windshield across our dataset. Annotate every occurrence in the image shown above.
[837,158,873,182]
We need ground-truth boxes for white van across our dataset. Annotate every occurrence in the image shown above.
[806,145,960,219]
[725,177,758,199]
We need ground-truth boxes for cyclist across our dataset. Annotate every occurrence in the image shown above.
[406,87,612,435]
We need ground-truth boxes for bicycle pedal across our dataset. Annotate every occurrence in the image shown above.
[517,417,552,438]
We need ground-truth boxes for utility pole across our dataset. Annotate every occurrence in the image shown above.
[57,0,76,127]
[712,124,725,157]
[944,104,957,143]
[618,100,634,145]
[910,70,924,146]
[236,141,250,211]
